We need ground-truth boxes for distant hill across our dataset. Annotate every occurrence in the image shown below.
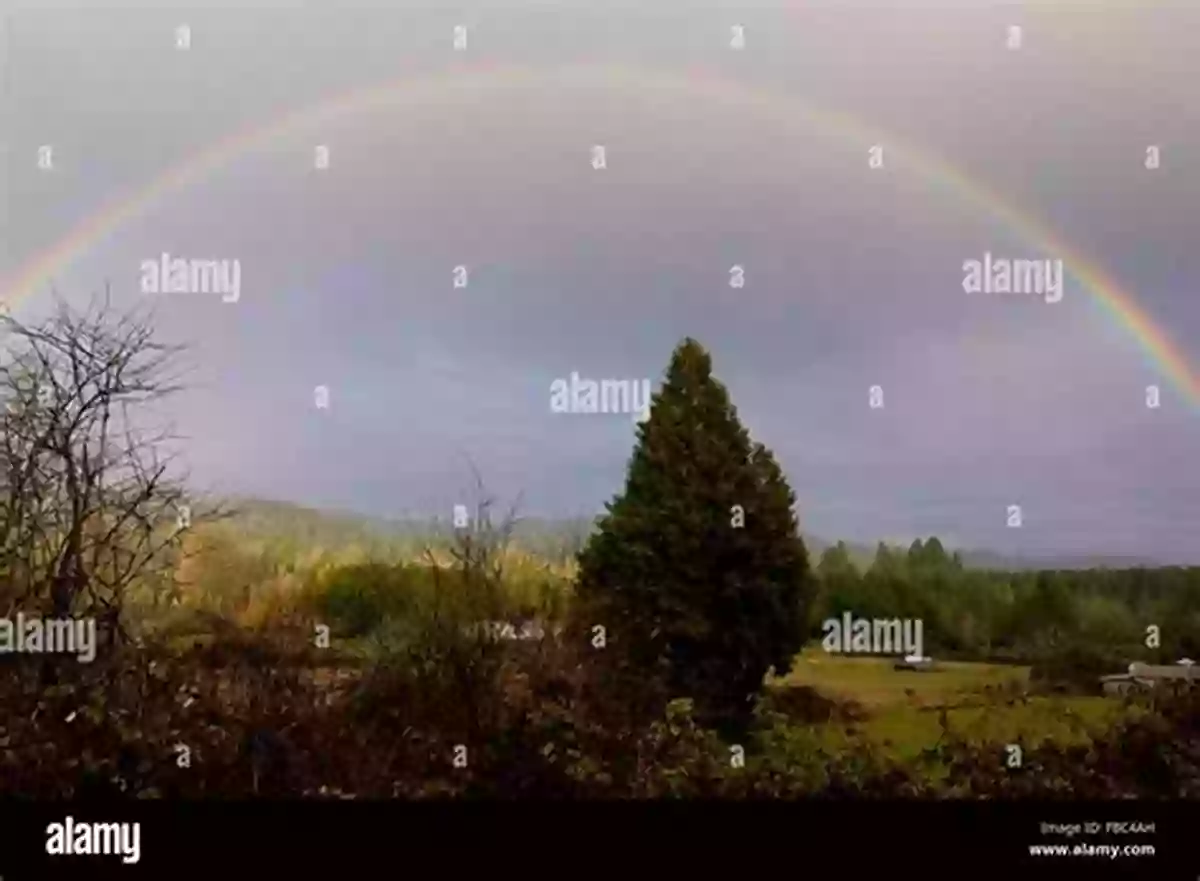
[208,497,595,562]
[213,496,400,540]
[212,497,1167,571]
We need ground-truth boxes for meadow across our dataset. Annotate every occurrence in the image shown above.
[772,650,1133,765]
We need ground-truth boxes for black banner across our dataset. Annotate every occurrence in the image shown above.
[3,800,1192,879]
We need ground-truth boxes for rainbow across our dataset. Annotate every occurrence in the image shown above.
[2,60,1196,405]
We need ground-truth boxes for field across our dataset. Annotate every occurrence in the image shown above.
[771,648,1135,762]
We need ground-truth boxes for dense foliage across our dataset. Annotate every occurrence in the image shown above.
[575,338,813,735]
[811,538,1200,682]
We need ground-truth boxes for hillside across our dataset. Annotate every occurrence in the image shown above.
[212,497,1164,570]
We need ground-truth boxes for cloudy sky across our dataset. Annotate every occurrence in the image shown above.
[2,1,1199,560]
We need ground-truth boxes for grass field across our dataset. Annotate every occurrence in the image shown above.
[771,647,1134,761]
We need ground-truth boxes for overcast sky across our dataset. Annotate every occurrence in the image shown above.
[2,2,1199,561]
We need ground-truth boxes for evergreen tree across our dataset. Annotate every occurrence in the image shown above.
[818,541,856,578]
[871,541,902,575]
[815,541,861,626]
[575,338,812,735]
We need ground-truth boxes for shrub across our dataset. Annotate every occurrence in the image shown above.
[314,562,430,638]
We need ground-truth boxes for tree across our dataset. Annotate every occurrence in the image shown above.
[814,541,862,626]
[870,541,904,576]
[818,541,856,578]
[0,293,221,649]
[908,536,948,570]
[574,338,813,736]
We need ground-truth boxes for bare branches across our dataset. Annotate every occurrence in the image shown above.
[0,291,213,645]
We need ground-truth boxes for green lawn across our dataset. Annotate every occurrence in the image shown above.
[769,647,1133,760]
[773,646,1029,708]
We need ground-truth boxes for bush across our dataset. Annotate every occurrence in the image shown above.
[314,563,431,638]
[1029,642,1131,695]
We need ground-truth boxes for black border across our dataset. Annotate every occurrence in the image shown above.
[6,800,1192,878]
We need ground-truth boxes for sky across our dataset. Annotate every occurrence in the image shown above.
[2,1,1199,561]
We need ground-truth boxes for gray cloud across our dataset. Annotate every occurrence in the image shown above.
[4,3,1199,559]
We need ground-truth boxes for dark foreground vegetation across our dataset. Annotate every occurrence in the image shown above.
[0,299,1197,798]
[2,629,1200,799]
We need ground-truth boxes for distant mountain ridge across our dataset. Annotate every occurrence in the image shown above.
[212,496,1171,570]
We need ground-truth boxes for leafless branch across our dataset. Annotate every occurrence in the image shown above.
[0,290,218,647]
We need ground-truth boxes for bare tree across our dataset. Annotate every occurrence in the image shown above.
[0,291,224,648]
[423,461,523,625]
[409,464,526,740]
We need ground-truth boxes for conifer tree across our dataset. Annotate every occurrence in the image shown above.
[575,338,812,735]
